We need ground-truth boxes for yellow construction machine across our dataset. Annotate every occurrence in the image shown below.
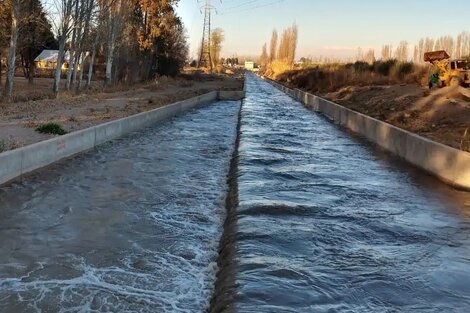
[424,50,470,87]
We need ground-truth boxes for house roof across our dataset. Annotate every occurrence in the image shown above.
[34,50,73,63]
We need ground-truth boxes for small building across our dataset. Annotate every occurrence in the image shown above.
[34,50,72,71]
[35,50,89,70]
[244,61,255,71]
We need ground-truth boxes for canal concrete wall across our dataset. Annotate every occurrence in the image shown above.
[266,78,470,190]
[218,90,246,100]
[0,90,244,186]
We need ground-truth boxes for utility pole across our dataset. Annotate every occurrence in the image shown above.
[198,0,217,70]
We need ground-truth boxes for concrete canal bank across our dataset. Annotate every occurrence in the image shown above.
[0,90,245,187]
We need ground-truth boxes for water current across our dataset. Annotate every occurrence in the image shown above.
[1,74,470,313]
[0,100,240,313]
[231,75,470,313]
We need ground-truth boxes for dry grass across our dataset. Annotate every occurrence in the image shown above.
[0,71,245,152]
[0,136,24,152]
[273,60,430,94]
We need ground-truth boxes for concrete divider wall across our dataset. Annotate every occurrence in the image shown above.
[0,90,245,186]
[265,77,470,190]
[218,90,246,100]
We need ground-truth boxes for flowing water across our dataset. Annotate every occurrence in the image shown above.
[230,75,470,312]
[1,75,470,313]
[0,101,240,313]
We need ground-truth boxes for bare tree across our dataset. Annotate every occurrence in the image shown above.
[50,0,77,95]
[394,41,408,62]
[4,0,20,100]
[210,28,224,68]
[65,0,80,90]
[86,27,100,88]
[277,23,298,65]
[413,45,419,63]
[459,32,470,57]
[259,42,268,69]
[73,0,95,91]
[269,29,277,62]
[424,37,434,54]
[2,0,187,96]
[434,36,454,55]
[364,49,375,64]
[417,39,424,63]
[355,47,363,61]
[287,23,298,65]
[102,0,123,87]
[381,45,393,60]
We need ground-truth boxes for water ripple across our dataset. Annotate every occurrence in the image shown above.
[234,75,470,313]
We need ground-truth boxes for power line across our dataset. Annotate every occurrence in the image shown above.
[223,0,260,10]
[219,0,285,15]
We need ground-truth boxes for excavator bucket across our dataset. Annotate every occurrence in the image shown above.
[424,50,450,63]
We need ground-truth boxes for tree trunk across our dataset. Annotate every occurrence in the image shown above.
[53,38,66,95]
[29,61,35,84]
[75,52,84,92]
[27,0,35,84]
[4,0,20,101]
[105,0,122,87]
[21,55,27,79]
[66,0,80,90]
[71,50,81,86]
[65,32,77,90]
[74,0,94,90]
[105,27,115,87]
[86,34,99,89]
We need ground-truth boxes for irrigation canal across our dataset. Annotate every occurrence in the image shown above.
[0,75,470,312]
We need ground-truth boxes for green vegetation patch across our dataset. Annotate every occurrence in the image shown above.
[0,140,6,153]
[36,123,67,135]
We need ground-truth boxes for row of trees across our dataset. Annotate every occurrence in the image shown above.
[355,32,470,64]
[0,0,189,100]
[0,0,57,83]
[259,23,298,75]
[411,32,470,62]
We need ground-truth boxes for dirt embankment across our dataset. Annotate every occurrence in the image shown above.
[0,72,244,151]
[274,70,470,152]
[325,85,470,152]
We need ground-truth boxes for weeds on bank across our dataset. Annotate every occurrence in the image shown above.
[36,123,67,135]
[0,137,24,153]
[272,59,430,94]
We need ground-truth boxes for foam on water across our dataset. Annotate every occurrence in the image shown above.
[0,100,240,312]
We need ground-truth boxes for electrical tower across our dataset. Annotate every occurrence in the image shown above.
[198,0,217,69]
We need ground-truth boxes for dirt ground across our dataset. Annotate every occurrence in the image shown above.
[323,85,470,152]
[0,72,244,151]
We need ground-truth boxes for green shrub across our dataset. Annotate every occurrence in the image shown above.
[353,61,372,72]
[36,123,67,135]
[392,61,414,79]
[0,140,6,153]
[373,59,397,76]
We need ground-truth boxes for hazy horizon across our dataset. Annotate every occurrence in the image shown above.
[176,0,470,60]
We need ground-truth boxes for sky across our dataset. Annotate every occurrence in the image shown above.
[176,0,470,60]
